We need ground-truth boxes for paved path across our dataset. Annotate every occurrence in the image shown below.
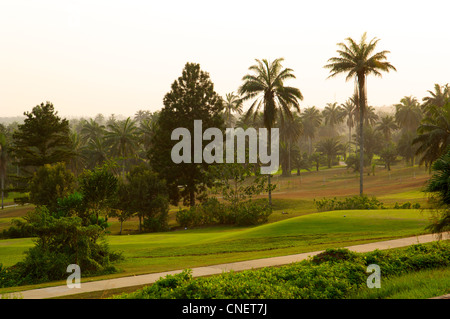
[5,233,449,299]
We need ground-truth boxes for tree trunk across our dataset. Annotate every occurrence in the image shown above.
[1,174,4,210]
[358,74,366,196]
[268,174,272,206]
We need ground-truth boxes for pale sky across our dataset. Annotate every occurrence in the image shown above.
[1,0,449,118]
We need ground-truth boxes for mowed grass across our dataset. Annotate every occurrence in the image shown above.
[349,267,450,299]
[0,164,435,292]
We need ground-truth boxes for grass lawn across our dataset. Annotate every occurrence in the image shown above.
[0,209,432,290]
[0,164,437,294]
[349,267,450,299]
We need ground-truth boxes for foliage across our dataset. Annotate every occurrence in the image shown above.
[379,143,398,171]
[118,164,170,232]
[149,62,224,207]
[414,99,450,168]
[314,195,386,212]
[0,207,122,287]
[325,32,396,195]
[116,242,450,299]
[78,163,118,225]
[424,148,450,234]
[316,138,343,168]
[393,202,421,209]
[28,162,76,212]
[176,197,271,228]
[10,102,74,186]
[211,162,270,208]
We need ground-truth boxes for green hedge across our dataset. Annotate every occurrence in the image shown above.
[115,241,450,299]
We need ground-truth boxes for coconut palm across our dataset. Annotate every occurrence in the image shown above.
[222,92,243,127]
[105,117,140,175]
[376,115,398,144]
[395,96,423,133]
[316,138,343,168]
[68,132,87,175]
[413,100,450,169]
[83,137,110,170]
[363,106,379,126]
[300,106,322,155]
[80,118,105,144]
[424,149,450,234]
[238,58,303,205]
[322,102,343,135]
[422,83,450,114]
[324,32,396,195]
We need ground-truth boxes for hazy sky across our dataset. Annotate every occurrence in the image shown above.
[1,0,449,118]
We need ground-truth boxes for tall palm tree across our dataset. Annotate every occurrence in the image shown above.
[300,106,322,155]
[322,102,343,135]
[376,115,398,145]
[105,117,139,176]
[238,58,303,205]
[222,92,243,127]
[395,96,422,133]
[324,32,396,195]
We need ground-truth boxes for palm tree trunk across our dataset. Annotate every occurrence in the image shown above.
[358,75,366,196]
[1,174,4,210]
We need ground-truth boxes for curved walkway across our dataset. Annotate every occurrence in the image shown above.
[5,233,449,299]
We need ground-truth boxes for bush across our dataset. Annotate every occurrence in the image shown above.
[314,195,385,212]
[1,207,122,287]
[116,242,450,299]
[176,198,271,228]
[393,202,421,209]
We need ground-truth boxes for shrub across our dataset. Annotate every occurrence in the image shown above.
[314,195,385,212]
[1,207,122,287]
[176,198,271,228]
[116,242,450,300]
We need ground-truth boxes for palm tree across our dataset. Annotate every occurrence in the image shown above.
[322,102,343,135]
[376,115,398,145]
[339,99,357,153]
[324,32,396,195]
[413,100,450,169]
[80,118,105,144]
[422,83,450,115]
[363,106,379,126]
[68,132,87,175]
[279,112,303,176]
[238,58,303,205]
[300,106,322,155]
[105,117,139,176]
[316,138,343,168]
[395,96,422,133]
[424,149,450,234]
[222,92,243,127]
[83,137,110,169]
